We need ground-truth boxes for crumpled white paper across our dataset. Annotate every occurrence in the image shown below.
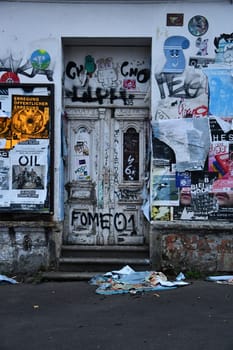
[0,274,18,284]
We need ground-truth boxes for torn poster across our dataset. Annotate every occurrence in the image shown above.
[174,171,219,220]
[151,165,179,206]
[152,117,211,171]
[155,67,208,120]
[204,68,233,116]
[190,171,218,215]
[151,206,172,221]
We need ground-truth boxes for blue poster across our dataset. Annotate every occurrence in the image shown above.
[204,68,233,116]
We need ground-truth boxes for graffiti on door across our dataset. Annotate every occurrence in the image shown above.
[123,128,139,181]
[64,49,150,106]
[71,209,136,232]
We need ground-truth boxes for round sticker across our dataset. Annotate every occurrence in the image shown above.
[30,49,51,70]
[0,72,20,83]
[188,15,209,37]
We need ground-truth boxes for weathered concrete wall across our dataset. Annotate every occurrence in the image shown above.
[150,222,233,274]
[0,222,63,276]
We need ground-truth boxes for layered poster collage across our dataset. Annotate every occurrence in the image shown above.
[151,33,233,222]
[0,85,52,211]
[151,115,233,221]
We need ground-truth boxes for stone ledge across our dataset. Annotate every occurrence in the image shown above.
[150,220,233,231]
[0,221,63,229]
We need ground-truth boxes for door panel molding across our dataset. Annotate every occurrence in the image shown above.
[64,106,149,245]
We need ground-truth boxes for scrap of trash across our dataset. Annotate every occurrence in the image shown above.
[89,265,189,295]
[0,274,18,285]
[206,275,233,285]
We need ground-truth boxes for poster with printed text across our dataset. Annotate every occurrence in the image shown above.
[0,84,54,213]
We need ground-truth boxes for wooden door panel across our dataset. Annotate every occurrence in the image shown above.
[64,107,149,245]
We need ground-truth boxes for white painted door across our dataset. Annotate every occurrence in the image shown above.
[64,107,149,245]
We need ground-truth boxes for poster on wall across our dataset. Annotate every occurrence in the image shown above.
[150,115,233,222]
[0,83,54,213]
[204,68,233,116]
[150,28,233,223]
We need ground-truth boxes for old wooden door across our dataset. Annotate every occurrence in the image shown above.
[64,106,149,245]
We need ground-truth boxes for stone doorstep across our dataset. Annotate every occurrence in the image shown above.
[59,257,150,264]
[43,245,151,281]
[42,271,97,281]
[61,245,149,251]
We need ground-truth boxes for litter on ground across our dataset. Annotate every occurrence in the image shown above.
[89,265,189,295]
[206,275,233,285]
[0,274,18,285]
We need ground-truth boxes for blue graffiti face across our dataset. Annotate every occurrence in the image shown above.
[164,47,184,73]
[170,49,179,58]
[169,49,180,69]
[162,36,190,74]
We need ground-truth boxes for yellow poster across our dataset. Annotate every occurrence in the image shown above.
[11,95,50,146]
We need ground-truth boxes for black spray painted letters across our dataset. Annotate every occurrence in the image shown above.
[120,61,150,84]
[155,72,204,99]
[72,210,136,232]
[68,86,134,105]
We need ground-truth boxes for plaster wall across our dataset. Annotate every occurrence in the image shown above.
[0,1,233,274]
[0,1,232,220]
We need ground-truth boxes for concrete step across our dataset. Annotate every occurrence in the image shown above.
[58,257,151,272]
[42,244,151,281]
[61,245,149,258]
[42,271,98,281]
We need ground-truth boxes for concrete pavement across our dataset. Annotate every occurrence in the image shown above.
[0,279,232,350]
